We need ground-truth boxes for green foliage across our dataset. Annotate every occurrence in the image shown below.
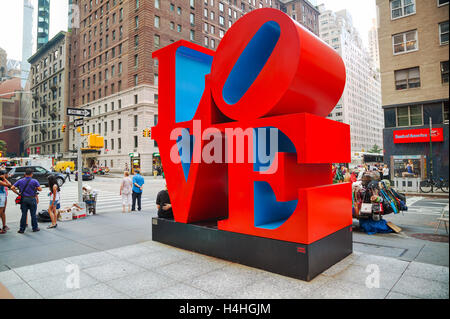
[0,140,7,153]
[369,144,382,154]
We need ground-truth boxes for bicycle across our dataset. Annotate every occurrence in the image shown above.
[419,177,449,193]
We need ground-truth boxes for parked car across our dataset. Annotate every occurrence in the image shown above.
[7,166,66,187]
[75,168,94,181]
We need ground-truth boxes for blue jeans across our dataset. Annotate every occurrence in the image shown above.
[132,191,142,211]
[20,197,38,231]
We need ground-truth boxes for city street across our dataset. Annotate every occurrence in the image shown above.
[0,0,448,304]
[0,175,448,299]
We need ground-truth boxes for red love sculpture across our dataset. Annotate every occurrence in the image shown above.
[152,8,352,245]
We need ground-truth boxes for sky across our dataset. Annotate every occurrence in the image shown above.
[0,0,377,62]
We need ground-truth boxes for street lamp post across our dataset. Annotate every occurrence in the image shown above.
[428,117,433,181]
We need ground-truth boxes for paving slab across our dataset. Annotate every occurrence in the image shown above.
[13,259,71,282]
[51,283,130,299]
[403,261,449,283]
[385,291,419,299]
[106,270,176,298]
[140,282,220,299]
[64,251,117,269]
[5,282,42,299]
[233,273,331,299]
[106,244,156,260]
[186,263,268,298]
[391,275,449,299]
[126,249,191,270]
[0,270,25,287]
[26,271,99,298]
[152,256,230,281]
[331,264,404,290]
[309,279,390,299]
[83,260,146,282]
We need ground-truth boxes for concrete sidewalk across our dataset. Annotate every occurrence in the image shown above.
[0,241,448,299]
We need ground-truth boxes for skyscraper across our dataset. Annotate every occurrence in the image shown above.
[37,0,50,50]
[318,5,384,156]
[22,0,34,88]
[368,18,380,70]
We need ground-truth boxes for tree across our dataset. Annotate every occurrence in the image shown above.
[0,140,7,154]
[369,144,382,154]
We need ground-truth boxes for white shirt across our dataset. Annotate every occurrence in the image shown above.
[383,167,389,176]
[66,167,71,173]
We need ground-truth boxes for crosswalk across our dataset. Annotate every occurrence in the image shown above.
[404,196,449,216]
[7,187,157,214]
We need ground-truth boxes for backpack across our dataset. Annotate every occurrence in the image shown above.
[38,210,52,223]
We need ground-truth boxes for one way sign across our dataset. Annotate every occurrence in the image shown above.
[67,107,92,117]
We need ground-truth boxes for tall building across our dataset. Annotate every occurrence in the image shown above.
[28,31,70,157]
[37,0,51,50]
[318,6,384,156]
[0,48,7,79]
[275,0,319,35]
[368,18,380,70]
[0,78,22,157]
[22,0,34,88]
[377,0,449,181]
[66,0,320,174]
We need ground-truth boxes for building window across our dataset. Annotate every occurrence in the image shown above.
[190,0,195,8]
[154,16,160,28]
[154,35,160,48]
[439,21,449,45]
[443,101,449,123]
[134,74,138,86]
[438,0,449,6]
[134,136,138,148]
[390,0,415,20]
[394,67,420,90]
[190,30,195,41]
[396,105,423,127]
[441,61,449,83]
[155,0,159,9]
[392,30,418,54]
[190,13,195,25]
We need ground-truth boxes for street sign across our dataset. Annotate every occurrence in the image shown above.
[74,118,84,127]
[67,107,92,117]
[129,152,139,158]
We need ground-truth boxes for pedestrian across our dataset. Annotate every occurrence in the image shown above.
[120,171,133,213]
[65,165,71,182]
[131,169,144,211]
[47,175,60,229]
[156,185,173,219]
[382,164,390,181]
[10,168,42,233]
[0,170,12,234]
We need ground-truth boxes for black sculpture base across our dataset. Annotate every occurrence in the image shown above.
[152,218,352,281]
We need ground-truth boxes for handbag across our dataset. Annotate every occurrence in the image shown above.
[360,203,372,214]
[15,178,32,205]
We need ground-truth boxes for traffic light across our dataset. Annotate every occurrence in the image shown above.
[87,134,104,149]
[61,125,66,132]
[142,129,151,137]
